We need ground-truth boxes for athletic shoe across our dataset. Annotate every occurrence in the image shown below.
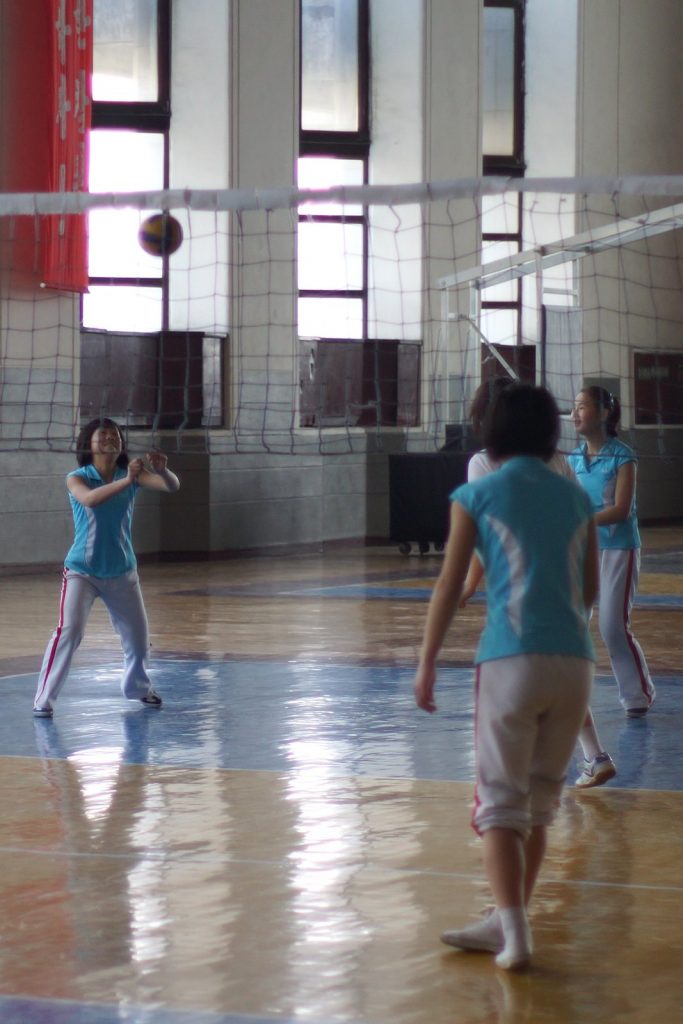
[575,752,617,789]
[626,706,650,719]
[495,947,532,971]
[441,911,503,953]
[32,707,53,718]
[140,691,163,708]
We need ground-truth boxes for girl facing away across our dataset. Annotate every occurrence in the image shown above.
[33,417,180,718]
[460,376,616,790]
[415,384,599,971]
[568,386,656,717]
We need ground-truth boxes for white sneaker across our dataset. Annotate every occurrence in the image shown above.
[495,946,532,971]
[575,752,617,789]
[441,910,503,953]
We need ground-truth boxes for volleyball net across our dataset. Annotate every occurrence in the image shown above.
[0,176,682,460]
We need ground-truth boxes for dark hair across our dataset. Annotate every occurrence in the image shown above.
[482,384,560,461]
[581,386,621,437]
[76,418,129,468]
[469,375,515,437]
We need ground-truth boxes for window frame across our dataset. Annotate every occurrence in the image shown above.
[83,0,227,432]
[481,1,525,347]
[480,193,523,346]
[482,0,525,178]
[298,0,370,341]
[88,0,172,330]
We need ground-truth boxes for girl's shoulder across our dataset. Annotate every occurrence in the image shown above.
[606,437,637,462]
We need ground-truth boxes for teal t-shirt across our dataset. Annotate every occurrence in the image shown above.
[566,438,640,550]
[453,456,595,665]
[64,465,139,578]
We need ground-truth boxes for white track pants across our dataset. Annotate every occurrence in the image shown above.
[598,549,655,711]
[34,569,151,712]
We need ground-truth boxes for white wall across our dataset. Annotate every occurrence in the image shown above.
[525,0,578,178]
[171,0,230,189]
[368,0,423,341]
[578,0,683,176]
[420,0,481,438]
[520,1,579,343]
[169,0,230,335]
[576,0,683,416]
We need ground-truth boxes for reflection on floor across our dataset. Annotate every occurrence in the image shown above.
[0,539,682,1023]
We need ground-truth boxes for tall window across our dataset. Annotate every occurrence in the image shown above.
[84,0,171,332]
[298,0,419,428]
[298,0,369,341]
[481,0,525,351]
[482,0,524,176]
[81,2,221,430]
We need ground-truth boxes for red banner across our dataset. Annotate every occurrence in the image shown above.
[43,0,93,292]
[0,0,92,292]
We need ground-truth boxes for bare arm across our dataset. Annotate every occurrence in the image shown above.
[459,552,484,607]
[414,502,477,713]
[67,461,142,508]
[136,451,181,493]
[594,462,635,526]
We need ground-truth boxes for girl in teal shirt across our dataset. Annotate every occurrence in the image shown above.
[415,385,598,971]
[568,387,655,716]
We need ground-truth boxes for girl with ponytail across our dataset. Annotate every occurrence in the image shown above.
[568,387,655,718]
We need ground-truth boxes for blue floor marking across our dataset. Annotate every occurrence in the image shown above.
[0,996,317,1024]
[1,660,681,791]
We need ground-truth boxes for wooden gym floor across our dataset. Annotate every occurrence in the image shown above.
[0,525,682,1023]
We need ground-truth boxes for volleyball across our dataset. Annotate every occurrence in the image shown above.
[138,213,184,256]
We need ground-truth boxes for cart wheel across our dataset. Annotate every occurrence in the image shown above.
[398,542,411,555]
[434,542,445,553]
[418,541,430,555]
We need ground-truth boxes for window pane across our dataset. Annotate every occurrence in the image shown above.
[480,307,517,347]
[301,0,359,131]
[89,130,164,192]
[483,7,515,156]
[481,192,520,236]
[83,286,162,332]
[298,223,363,290]
[299,298,363,339]
[298,157,364,216]
[88,131,165,278]
[93,0,159,101]
[481,240,518,303]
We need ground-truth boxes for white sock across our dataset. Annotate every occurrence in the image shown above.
[496,906,532,970]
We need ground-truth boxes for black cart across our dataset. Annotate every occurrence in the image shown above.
[388,451,472,554]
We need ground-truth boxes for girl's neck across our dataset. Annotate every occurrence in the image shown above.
[583,429,606,456]
[93,454,117,482]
